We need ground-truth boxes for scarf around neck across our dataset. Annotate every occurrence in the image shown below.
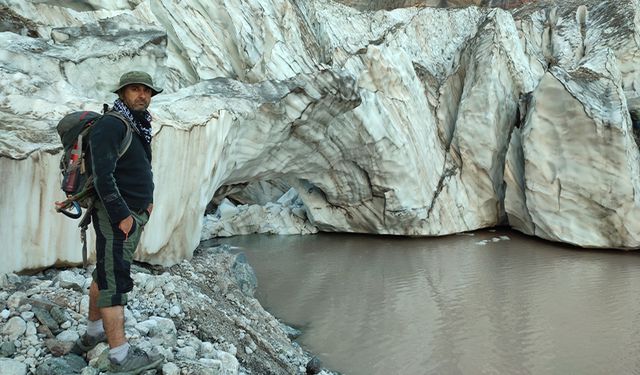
[113,98,152,144]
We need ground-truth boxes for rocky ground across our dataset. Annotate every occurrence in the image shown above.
[0,245,332,375]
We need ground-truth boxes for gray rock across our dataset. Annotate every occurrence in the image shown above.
[50,306,70,325]
[281,323,302,340]
[306,356,322,375]
[33,306,60,333]
[0,342,17,357]
[56,270,86,292]
[2,316,26,340]
[176,359,220,375]
[0,358,26,375]
[216,350,239,375]
[124,307,137,328]
[176,346,197,360]
[80,366,99,375]
[163,281,177,295]
[200,341,216,358]
[147,317,177,347]
[35,354,87,375]
[86,342,109,362]
[231,253,257,297]
[25,321,37,336]
[162,362,180,375]
[36,322,55,338]
[169,305,181,317]
[134,321,151,336]
[55,329,79,343]
[45,339,76,357]
[88,347,111,372]
[6,274,22,285]
[0,273,8,289]
[7,292,26,309]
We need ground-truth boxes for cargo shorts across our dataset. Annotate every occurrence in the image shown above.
[91,200,149,307]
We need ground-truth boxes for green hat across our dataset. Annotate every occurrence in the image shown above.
[112,71,163,96]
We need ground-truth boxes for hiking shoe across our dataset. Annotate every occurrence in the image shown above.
[108,346,163,374]
[70,332,108,355]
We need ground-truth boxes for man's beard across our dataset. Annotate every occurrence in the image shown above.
[130,109,148,123]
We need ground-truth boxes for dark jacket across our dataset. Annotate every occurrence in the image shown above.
[90,113,154,224]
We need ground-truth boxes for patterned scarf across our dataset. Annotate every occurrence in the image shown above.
[113,99,153,144]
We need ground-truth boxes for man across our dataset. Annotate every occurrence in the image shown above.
[72,71,163,374]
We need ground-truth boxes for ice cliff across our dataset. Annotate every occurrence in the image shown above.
[1,0,640,274]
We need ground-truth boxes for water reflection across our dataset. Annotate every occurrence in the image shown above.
[215,230,640,375]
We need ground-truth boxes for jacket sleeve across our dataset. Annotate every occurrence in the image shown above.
[89,116,131,224]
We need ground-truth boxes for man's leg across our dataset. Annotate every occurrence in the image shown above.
[100,305,126,348]
[88,281,125,347]
[88,281,101,321]
[71,281,107,354]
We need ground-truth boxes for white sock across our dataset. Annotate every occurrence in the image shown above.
[86,319,104,337]
[109,342,130,363]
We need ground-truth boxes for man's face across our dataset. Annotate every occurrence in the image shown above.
[120,84,152,111]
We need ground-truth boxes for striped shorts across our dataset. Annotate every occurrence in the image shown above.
[91,201,149,307]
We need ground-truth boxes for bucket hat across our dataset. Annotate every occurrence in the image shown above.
[112,71,163,96]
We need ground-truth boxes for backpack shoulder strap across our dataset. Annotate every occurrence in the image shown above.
[103,111,134,158]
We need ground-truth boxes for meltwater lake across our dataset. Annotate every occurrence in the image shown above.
[215,229,640,375]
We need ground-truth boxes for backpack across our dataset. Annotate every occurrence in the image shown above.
[54,105,134,266]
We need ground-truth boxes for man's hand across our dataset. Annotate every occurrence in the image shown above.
[146,203,153,216]
[119,215,134,239]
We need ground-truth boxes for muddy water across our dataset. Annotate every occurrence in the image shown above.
[215,230,640,375]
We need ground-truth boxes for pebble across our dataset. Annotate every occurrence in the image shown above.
[217,350,239,373]
[1,310,10,320]
[20,311,35,321]
[2,317,26,340]
[134,321,152,336]
[0,341,16,357]
[144,278,156,293]
[0,274,8,289]
[162,362,180,375]
[0,358,26,375]
[200,341,215,356]
[199,358,222,368]
[306,356,322,374]
[163,282,176,295]
[176,346,197,360]
[25,322,37,337]
[169,305,181,317]
[56,270,86,292]
[55,330,79,342]
[7,292,26,309]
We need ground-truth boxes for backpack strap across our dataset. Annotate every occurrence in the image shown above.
[103,111,135,158]
[78,197,95,268]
